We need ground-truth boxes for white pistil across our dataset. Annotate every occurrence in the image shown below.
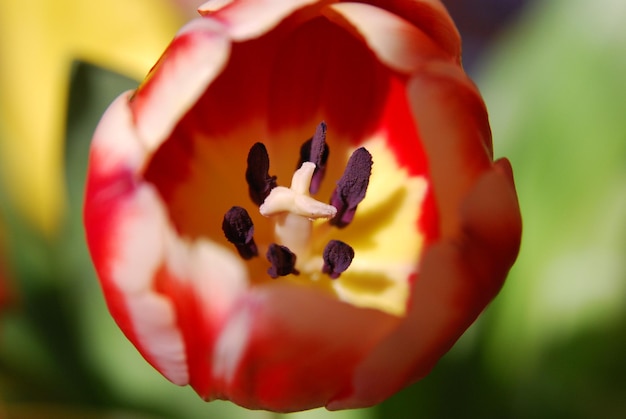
[259,162,337,259]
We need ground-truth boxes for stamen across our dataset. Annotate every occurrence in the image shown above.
[246,142,277,206]
[236,125,365,281]
[322,240,355,279]
[222,206,258,260]
[329,147,373,228]
[266,244,299,278]
[297,121,329,194]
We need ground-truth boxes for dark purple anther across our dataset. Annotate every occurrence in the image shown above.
[297,121,329,194]
[266,244,299,278]
[246,142,277,206]
[222,206,258,260]
[322,240,355,279]
[329,147,373,228]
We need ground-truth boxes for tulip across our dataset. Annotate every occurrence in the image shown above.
[84,0,521,412]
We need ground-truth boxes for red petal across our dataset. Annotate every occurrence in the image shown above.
[330,163,521,409]
[212,284,398,412]
[328,55,520,410]
[408,61,493,239]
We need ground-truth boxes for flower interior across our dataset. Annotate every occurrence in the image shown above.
[141,15,437,316]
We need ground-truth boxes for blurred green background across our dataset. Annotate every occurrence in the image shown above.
[1,0,625,418]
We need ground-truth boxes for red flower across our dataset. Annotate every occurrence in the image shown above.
[84,0,521,412]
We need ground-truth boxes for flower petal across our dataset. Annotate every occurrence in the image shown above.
[323,2,454,74]
[407,61,493,238]
[459,158,523,286]
[130,18,230,153]
[212,283,398,412]
[362,0,461,62]
[86,182,190,385]
[85,93,189,384]
[198,0,324,40]
[325,136,430,315]
[329,163,521,409]
[156,230,249,397]
[86,91,252,394]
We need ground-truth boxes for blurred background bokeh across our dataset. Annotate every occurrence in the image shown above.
[1,0,624,418]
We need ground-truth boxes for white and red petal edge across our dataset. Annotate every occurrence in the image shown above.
[130,18,230,154]
[111,185,190,385]
[198,0,324,40]
[86,92,250,386]
[86,93,189,384]
[363,0,461,61]
[323,2,453,74]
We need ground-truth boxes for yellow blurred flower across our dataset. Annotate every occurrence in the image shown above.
[0,0,187,235]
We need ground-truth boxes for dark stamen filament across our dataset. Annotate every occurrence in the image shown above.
[222,206,258,260]
[329,147,373,228]
[297,121,329,194]
[246,142,277,206]
[322,240,355,279]
[266,244,299,278]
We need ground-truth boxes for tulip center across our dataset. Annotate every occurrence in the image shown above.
[222,122,371,282]
[259,161,337,259]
